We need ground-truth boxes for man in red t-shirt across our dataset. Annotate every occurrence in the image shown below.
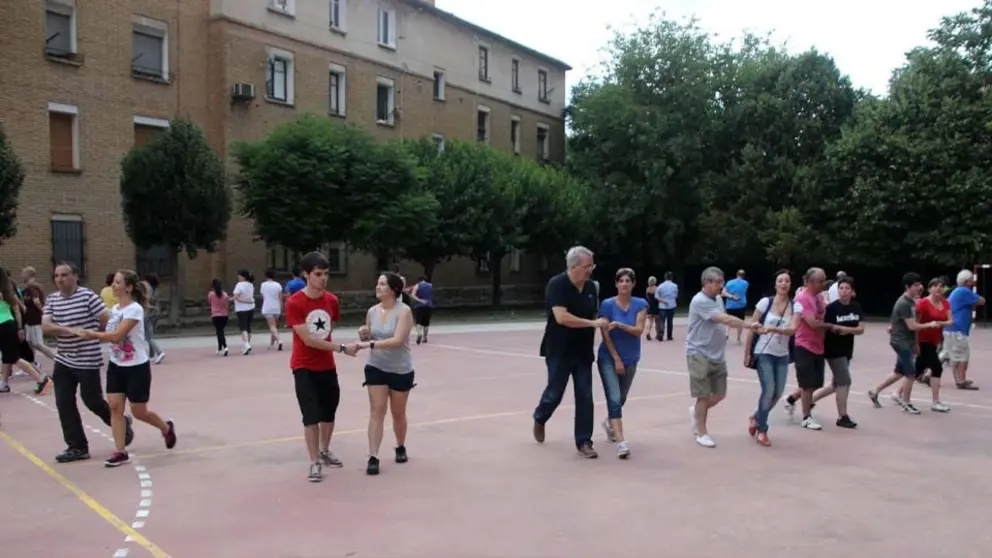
[284,251,355,483]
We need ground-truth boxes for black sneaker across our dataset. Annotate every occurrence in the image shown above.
[124,415,135,447]
[35,376,53,395]
[395,445,408,464]
[163,420,177,449]
[55,448,90,463]
[836,415,858,429]
[0,384,10,393]
[366,456,380,476]
[416,335,422,345]
[105,451,130,467]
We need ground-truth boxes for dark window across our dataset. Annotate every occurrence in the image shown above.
[267,57,288,101]
[476,111,488,143]
[478,46,488,80]
[132,30,164,77]
[136,244,174,278]
[511,59,520,91]
[51,218,85,277]
[45,10,72,55]
[538,70,548,101]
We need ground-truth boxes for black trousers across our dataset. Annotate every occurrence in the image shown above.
[212,316,228,350]
[53,362,112,451]
[657,309,675,340]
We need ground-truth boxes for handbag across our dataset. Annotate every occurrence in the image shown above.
[746,296,795,369]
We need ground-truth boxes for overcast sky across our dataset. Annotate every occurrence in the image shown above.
[436,0,980,96]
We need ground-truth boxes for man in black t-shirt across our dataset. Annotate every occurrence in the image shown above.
[533,246,607,459]
[812,277,863,428]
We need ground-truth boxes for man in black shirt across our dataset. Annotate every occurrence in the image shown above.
[533,246,607,458]
[813,277,864,428]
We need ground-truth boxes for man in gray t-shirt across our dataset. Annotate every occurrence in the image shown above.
[686,267,762,448]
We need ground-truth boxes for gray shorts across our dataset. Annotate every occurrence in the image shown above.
[826,357,852,388]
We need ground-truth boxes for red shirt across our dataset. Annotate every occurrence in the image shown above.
[915,297,947,345]
[285,290,341,371]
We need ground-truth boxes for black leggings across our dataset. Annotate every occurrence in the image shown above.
[212,316,228,350]
[916,342,943,378]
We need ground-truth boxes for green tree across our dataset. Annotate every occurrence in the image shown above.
[119,118,231,320]
[516,159,592,266]
[0,124,24,245]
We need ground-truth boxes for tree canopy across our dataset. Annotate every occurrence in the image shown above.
[0,123,24,245]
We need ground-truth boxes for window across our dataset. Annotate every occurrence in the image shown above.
[265,47,295,104]
[329,64,346,116]
[269,0,295,16]
[268,245,294,272]
[432,134,445,153]
[510,116,521,154]
[48,102,78,171]
[136,244,174,278]
[51,215,85,276]
[377,8,395,49]
[538,70,549,102]
[476,106,490,144]
[477,254,490,274]
[329,0,345,30]
[45,1,77,58]
[478,46,489,81]
[326,242,347,274]
[131,16,169,81]
[536,124,549,161]
[509,249,522,273]
[511,58,521,92]
[433,70,445,101]
[376,77,396,125]
[133,116,169,147]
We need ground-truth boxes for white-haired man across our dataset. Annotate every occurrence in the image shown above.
[533,246,608,458]
[944,269,985,390]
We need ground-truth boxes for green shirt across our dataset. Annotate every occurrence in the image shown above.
[0,300,14,324]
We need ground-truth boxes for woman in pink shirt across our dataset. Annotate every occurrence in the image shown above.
[208,279,231,356]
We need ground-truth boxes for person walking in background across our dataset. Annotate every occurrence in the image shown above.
[909,277,954,412]
[826,271,847,303]
[411,276,433,345]
[722,269,749,344]
[208,279,230,356]
[0,267,51,395]
[943,269,985,390]
[232,269,256,356]
[259,270,284,351]
[644,276,659,341]
[656,272,678,342]
[283,266,305,298]
[596,268,648,458]
[532,246,606,459]
[141,274,165,364]
[20,267,57,365]
[99,272,117,309]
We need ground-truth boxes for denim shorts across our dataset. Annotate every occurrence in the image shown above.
[891,343,916,377]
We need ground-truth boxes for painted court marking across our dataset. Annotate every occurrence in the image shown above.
[16,392,162,558]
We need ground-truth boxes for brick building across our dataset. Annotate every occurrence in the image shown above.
[0,0,570,312]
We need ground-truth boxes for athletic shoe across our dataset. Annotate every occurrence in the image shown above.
[394,445,408,464]
[154,353,166,365]
[867,390,882,408]
[695,434,716,448]
[35,376,52,395]
[319,450,343,468]
[747,416,758,437]
[163,420,177,449]
[891,393,904,406]
[308,462,323,482]
[105,451,130,468]
[576,443,598,459]
[366,456,380,476]
[616,441,630,459]
[902,403,922,415]
[602,418,617,442]
[755,432,771,447]
[931,401,950,413]
[801,416,822,430]
[55,448,90,463]
[124,414,135,447]
[836,415,858,429]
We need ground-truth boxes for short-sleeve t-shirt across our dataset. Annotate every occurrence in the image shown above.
[945,286,980,336]
[22,284,45,326]
[285,290,341,371]
[597,296,649,366]
[43,287,106,369]
[753,296,802,358]
[233,281,255,312]
[915,297,948,345]
[259,280,283,316]
[889,294,917,349]
[686,291,728,360]
[824,299,862,360]
[794,290,826,354]
[724,278,748,310]
[540,272,598,363]
[107,302,149,366]
[284,277,305,296]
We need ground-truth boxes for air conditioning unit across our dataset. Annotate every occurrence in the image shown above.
[231,83,255,102]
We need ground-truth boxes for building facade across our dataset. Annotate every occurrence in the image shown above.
[0,0,569,310]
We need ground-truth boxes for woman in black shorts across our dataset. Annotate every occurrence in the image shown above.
[645,276,660,340]
[78,270,176,467]
[0,268,50,395]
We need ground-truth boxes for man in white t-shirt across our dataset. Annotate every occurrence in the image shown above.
[260,270,284,351]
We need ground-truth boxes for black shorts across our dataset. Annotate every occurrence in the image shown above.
[916,342,943,378]
[363,365,416,392]
[236,309,254,333]
[0,320,20,365]
[18,337,34,363]
[794,346,826,390]
[106,361,152,403]
[413,306,433,327]
[727,307,747,320]
[293,369,340,426]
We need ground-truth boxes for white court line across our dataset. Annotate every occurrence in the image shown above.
[429,343,992,413]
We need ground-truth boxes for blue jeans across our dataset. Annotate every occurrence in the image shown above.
[754,353,789,433]
[892,343,916,376]
[533,357,594,447]
[597,359,638,419]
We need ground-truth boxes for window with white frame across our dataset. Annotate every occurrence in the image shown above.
[45,1,77,58]
[478,45,489,81]
[433,70,445,101]
[476,106,490,144]
[131,16,169,81]
[269,0,295,16]
[266,47,295,104]
[510,116,521,154]
[538,69,549,102]
[48,102,79,171]
[329,64,346,116]
[536,123,550,161]
[376,76,396,125]
[377,8,396,48]
[511,58,521,92]
[329,0,345,30]
[432,134,445,153]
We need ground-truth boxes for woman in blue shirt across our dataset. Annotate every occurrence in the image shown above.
[597,268,648,459]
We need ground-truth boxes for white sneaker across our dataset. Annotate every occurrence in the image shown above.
[891,393,904,406]
[154,353,166,365]
[783,400,796,417]
[801,417,822,430]
[242,344,252,356]
[601,419,617,442]
[616,441,630,459]
[695,434,716,448]
[902,403,922,415]
[689,406,699,436]
[930,401,950,413]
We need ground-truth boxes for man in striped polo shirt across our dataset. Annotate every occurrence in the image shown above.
[43,262,133,463]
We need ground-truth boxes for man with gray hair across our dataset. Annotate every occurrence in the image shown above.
[687,266,762,448]
[533,246,607,458]
[943,269,985,390]
[827,271,846,303]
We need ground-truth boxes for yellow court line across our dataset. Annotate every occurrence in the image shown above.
[0,431,172,558]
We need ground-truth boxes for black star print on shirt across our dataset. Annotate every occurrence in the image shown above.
[313,318,327,331]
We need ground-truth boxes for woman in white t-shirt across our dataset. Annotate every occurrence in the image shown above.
[259,269,283,351]
[232,269,256,356]
[78,270,176,467]
[743,270,802,447]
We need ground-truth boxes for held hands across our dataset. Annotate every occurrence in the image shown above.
[343,343,361,357]
[75,328,96,339]
[608,321,625,331]
[592,318,610,329]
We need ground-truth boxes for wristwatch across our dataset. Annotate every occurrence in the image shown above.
[337,344,346,353]
[369,342,376,350]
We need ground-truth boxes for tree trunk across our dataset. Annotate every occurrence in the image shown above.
[489,252,504,307]
[168,251,184,324]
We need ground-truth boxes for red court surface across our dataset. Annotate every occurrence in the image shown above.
[3,323,992,558]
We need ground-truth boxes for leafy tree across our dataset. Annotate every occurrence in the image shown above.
[516,159,593,264]
[119,118,231,319]
[0,124,24,245]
